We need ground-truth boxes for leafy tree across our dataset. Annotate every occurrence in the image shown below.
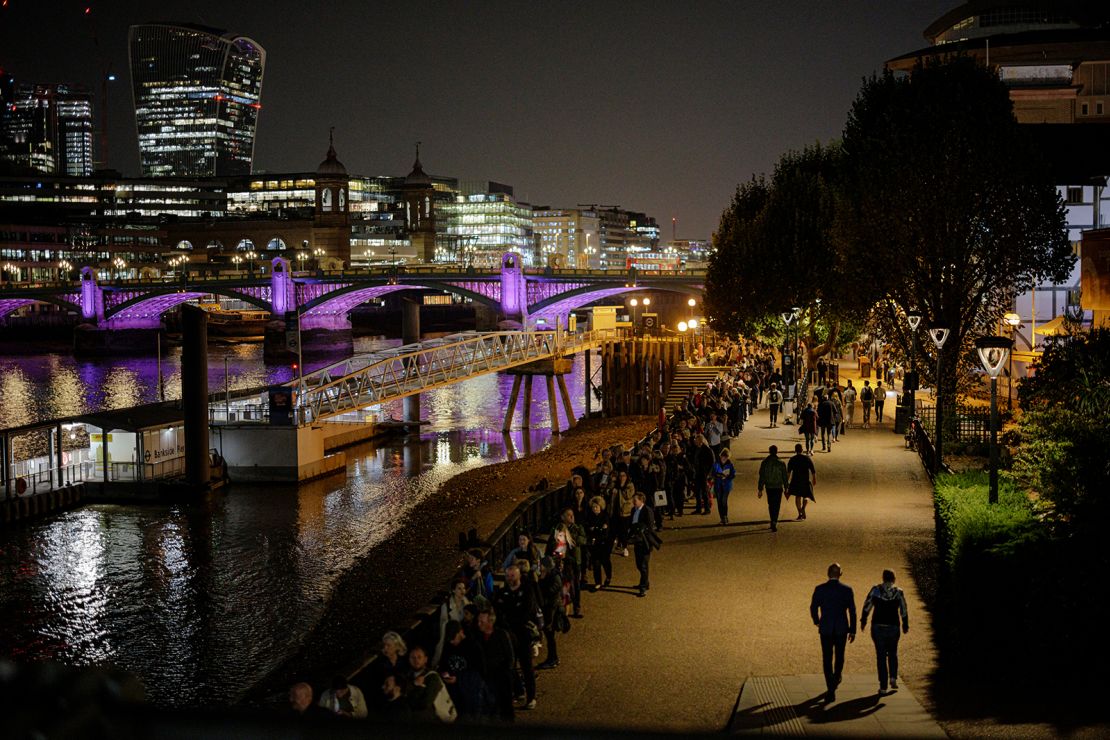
[837,57,1073,403]
[1013,328,1110,530]
[706,143,861,368]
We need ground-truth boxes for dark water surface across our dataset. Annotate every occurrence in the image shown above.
[0,338,593,705]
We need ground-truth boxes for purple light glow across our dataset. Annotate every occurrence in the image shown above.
[500,252,527,320]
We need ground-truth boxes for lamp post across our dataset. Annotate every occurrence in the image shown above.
[232,255,243,272]
[112,257,127,280]
[245,250,257,273]
[313,247,326,270]
[928,325,950,475]
[297,251,307,272]
[905,310,922,413]
[976,336,1012,504]
[630,298,639,335]
[642,297,651,335]
[58,260,73,282]
[678,320,688,362]
[1003,312,1021,411]
[689,317,699,361]
[781,308,796,399]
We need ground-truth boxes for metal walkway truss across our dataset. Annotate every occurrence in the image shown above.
[290,330,606,422]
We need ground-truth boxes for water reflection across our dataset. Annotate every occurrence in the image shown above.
[0,342,596,706]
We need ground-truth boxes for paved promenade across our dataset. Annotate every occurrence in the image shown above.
[519,363,944,736]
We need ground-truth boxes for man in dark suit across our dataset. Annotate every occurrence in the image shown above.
[628,493,661,597]
[809,562,857,703]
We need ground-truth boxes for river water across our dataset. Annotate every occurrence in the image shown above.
[0,338,594,706]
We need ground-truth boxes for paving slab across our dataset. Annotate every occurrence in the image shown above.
[731,675,946,737]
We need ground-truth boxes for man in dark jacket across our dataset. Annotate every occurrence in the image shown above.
[692,433,715,515]
[817,393,834,452]
[475,609,515,721]
[492,564,540,711]
[628,493,661,597]
[809,562,857,703]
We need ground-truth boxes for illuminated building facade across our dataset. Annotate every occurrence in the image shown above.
[0,76,94,177]
[532,207,601,268]
[887,0,1110,361]
[440,182,533,267]
[129,23,265,177]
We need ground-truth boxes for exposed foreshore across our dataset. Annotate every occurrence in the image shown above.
[247,415,655,704]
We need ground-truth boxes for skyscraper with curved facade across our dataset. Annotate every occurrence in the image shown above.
[129,23,265,177]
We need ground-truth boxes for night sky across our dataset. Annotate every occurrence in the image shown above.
[2,0,954,239]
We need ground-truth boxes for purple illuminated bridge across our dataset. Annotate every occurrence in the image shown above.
[0,254,705,332]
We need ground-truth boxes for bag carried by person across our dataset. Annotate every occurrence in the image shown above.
[861,387,873,402]
[428,672,458,723]
[653,489,668,507]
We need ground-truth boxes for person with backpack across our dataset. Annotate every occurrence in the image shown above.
[767,383,783,428]
[873,381,887,424]
[860,381,874,429]
[843,380,857,431]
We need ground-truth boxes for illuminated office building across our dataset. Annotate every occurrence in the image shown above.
[129,23,266,177]
[440,182,533,267]
[0,78,94,177]
[532,207,601,268]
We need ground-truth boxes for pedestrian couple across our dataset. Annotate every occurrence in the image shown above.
[809,563,910,703]
[756,444,816,531]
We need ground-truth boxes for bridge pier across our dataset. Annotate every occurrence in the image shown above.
[502,358,576,434]
[73,324,161,356]
[402,298,421,423]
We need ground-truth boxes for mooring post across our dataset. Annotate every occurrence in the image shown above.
[181,304,210,489]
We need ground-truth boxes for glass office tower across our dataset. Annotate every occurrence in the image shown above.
[129,23,265,177]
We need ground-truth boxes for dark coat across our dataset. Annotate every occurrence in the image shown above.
[810,579,857,636]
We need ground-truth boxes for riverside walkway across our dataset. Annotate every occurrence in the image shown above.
[518,361,945,737]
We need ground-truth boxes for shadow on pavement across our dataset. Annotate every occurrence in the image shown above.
[731,693,883,731]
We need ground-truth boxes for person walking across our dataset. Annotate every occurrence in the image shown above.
[628,493,661,597]
[757,445,789,532]
[712,448,736,525]
[584,496,613,590]
[860,569,910,694]
[767,383,783,428]
[817,393,834,452]
[786,443,816,521]
[799,400,818,455]
[491,564,540,711]
[843,380,857,432]
[874,380,886,424]
[692,433,715,516]
[860,381,874,428]
[809,563,857,703]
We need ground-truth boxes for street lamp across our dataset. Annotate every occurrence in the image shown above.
[1003,312,1022,411]
[904,309,923,413]
[112,257,127,280]
[630,297,639,335]
[244,250,257,273]
[297,251,307,271]
[232,255,243,271]
[58,260,73,282]
[678,320,689,362]
[928,325,950,474]
[313,247,326,269]
[976,336,1012,505]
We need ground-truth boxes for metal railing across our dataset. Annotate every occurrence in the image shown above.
[917,405,996,445]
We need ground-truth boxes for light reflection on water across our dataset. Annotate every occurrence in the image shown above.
[0,339,596,706]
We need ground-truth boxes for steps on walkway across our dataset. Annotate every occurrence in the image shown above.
[731,675,946,737]
[662,365,727,412]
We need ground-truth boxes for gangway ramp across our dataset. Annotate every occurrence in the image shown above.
[289,330,608,422]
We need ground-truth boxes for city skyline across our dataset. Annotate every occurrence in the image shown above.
[0,0,954,239]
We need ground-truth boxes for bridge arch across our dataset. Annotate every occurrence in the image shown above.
[0,295,82,320]
[104,286,271,322]
[529,281,703,316]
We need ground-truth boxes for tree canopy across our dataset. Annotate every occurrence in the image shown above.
[706,142,858,363]
[837,57,1073,393]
